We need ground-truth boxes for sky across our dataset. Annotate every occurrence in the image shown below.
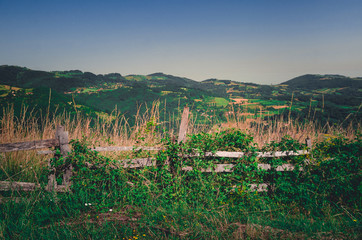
[1,0,362,84]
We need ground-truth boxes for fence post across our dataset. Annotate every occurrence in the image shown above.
[56,125,72,189]
[47,129,58,191]
[178,106,189,143]
[305,137,313,163]
[164,107,190,174]
[305,137,312,149]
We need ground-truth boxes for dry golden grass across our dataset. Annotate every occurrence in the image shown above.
[0,103,359,182]
[215,109,359,147]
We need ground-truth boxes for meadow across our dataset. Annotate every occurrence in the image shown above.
[0,103,360,239]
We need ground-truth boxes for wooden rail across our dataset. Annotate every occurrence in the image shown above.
[37,146,163,155]
[110,155,306,172]
[0,139,58,152]
[0,181,67,192]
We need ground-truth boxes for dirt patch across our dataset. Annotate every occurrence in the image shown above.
[271,105,288,109]
[231,98,248,103]
[238,113,254,116]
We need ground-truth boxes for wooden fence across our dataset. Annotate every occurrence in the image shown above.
[0,125,71,192]
[0,107,312,195]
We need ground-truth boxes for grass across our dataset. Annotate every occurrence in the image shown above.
[213,97,229,107]
[205,97,229,107]
[0,103,361,239]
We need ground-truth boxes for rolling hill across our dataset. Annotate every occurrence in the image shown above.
[281,74,362,90]
[0,65,360,126]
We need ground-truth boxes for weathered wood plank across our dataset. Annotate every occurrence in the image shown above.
[0,181,40,191]
[258,163,303,171]
[46,157,57,192]
[209,151,246,158]
[54,126,72,187]
[178,106,190,143]
[182,164,234,172]
[0,181,69,193]
[181,150,308,158]
[181,163,303,172]
[118,158,156,168]
[249,183,269,192]
[306,138,312,148]
[93,146,163,152]
[37,146,163,154]
[0,139,58,153]
[257,163,271,170]
[47,128,59,191]
[257,150,309,158]
[275,164,303,171]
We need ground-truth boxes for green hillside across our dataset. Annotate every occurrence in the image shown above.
[0,65,360,126]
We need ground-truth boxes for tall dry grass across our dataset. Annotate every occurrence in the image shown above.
[214,115,359,147]
[0,102,359,182]
[189,105,359,147]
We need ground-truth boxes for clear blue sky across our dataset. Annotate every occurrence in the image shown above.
[1,0,361,84]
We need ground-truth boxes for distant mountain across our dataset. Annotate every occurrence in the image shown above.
[281,74,362,90]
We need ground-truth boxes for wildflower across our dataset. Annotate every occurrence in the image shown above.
[109,209,113,212]
[85,203,88,206]
[353,219,357,222]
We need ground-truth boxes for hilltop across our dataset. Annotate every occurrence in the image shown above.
[281,74,362,90]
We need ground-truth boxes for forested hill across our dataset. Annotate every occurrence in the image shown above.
[281,74,362,90]
[0,65,126,92]
[0,66,207,92]
[1,65,361,95]
[0,65,360,125]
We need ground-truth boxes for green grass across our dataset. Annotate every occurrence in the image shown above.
[214,97,229,107]
[1,131,360,239]
[206,97,229,107]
